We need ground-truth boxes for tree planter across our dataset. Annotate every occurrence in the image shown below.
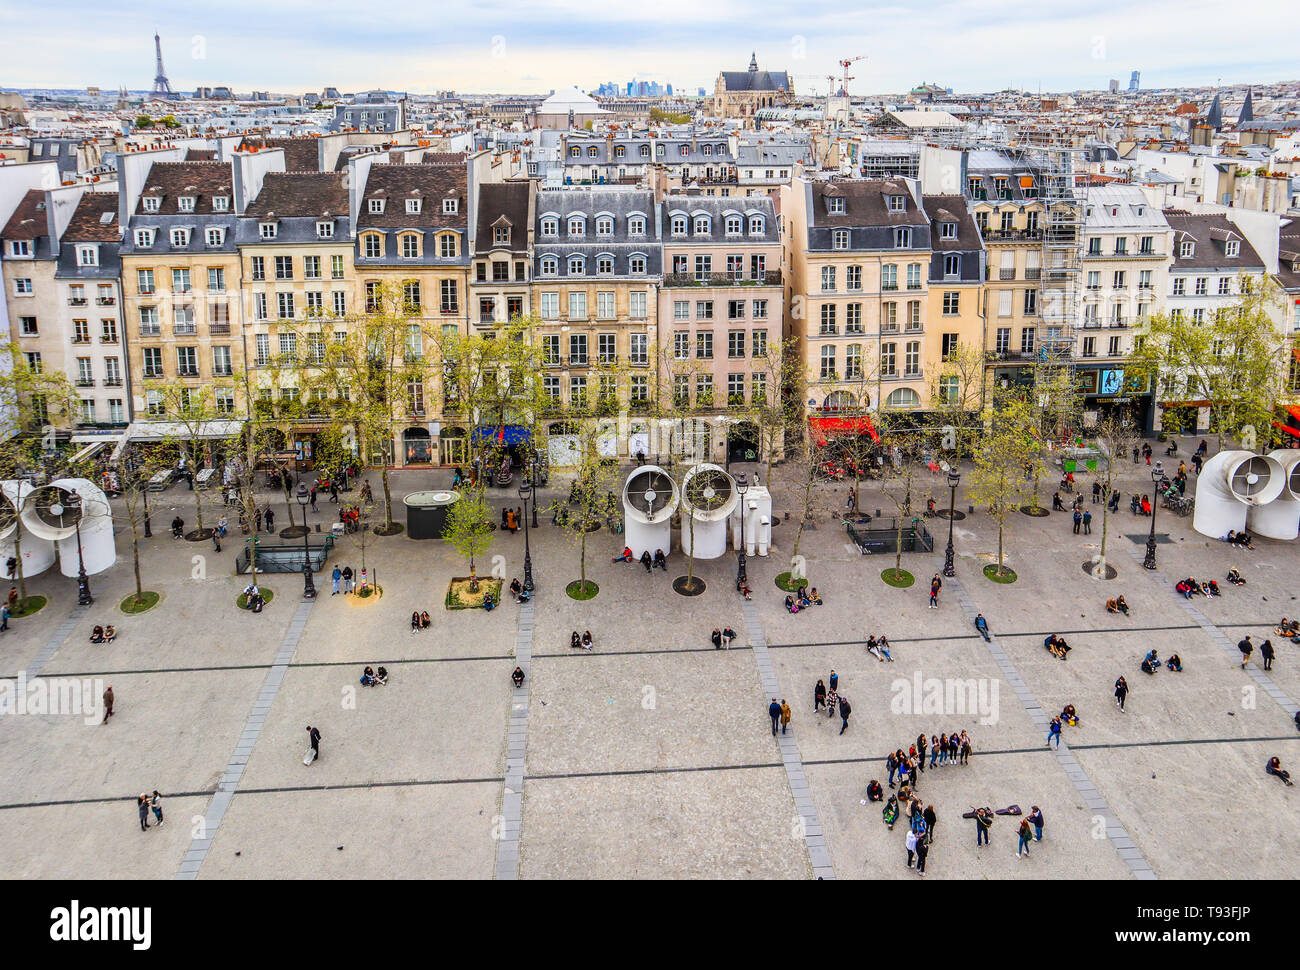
[236,588,275,608]
[119,591,161,614]
[1019,505,1050,517]
[11,595,47,618]
[774,571,803,592]
[565,580,599,601]
[982,564,1017,584]
[1082,561,1118,580]
[880,569,914,589]
[373,523,404,537]
[672,576,706,596]
[185,528,216,541]
[278,526,309,540]
[446,577,501,609]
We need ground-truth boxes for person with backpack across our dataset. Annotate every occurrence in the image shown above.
[838,696,851,735]
[1238,636,1253,669]
[1028,805,1044,842]
[1016,817,1034,858]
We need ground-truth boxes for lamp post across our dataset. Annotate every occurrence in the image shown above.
[943,470,960,578]
[530,454,540,529]
[735,472,748,589]
[519,478,535,592]
[295,483,316,598]
[69,490,93,605]
[1143,468,1159,570]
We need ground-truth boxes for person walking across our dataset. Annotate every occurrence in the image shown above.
[342,566,354,594]
[0,602,9,632]
[975,807,992,846]
[265,508,275,533]
[915,831,929,875]
[1082,509,1092,534]
[838,695,851,735]
[1028,805,1044,842]
[1092,481,1101,504]
[137,794,150,832]
[1114,675,1129,712]
[813,679,826,713]
[825,686,838,720]
[1016,817,1033,858]
[1238,636,1253,669]
[905,827,918,869]
[332,566,341,595]
[305,725,321,763]
[310,487,318,512]
[1047,716,1062,749]
[886,750,899,788]
[923,803,937,845]
[1072,508,1082,534]
[1260,639,1275,671]
[102,685,114,723]
[150,791,165,827]
[330,481,339,503]
[780,699,792,735]
[768,698,782,737]
[929,574,941,609]
[828,669,838,693]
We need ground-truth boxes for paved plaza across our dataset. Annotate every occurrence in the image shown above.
[1,440,1297,880]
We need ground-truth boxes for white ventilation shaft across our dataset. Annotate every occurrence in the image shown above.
[679,464,738,560]
[1247,450,1300,540]
[22,479,117,576]
[622,466,679,559]
[0,481,56,577]
[729,484,772,557]
[1193,451,1284,539]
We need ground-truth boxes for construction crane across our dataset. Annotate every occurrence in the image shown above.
[837,55,866,97]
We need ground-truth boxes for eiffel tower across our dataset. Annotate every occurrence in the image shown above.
[151,33,174,97]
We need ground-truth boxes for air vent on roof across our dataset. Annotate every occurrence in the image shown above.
[99,211,114,225]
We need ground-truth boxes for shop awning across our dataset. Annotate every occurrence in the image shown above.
[472,425,531,446]
[809,414,880,445]
[126,419,245,443]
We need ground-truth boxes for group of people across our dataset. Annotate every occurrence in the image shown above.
[1175,577,1220,599]
[507,578,531,603]
[812,671,852,734]
[784,586,823,613]
[865,634,895,662]
[1141,648,1182,674]
[338,505,365,533]
[569,630,595,651]
[330,566,359,595]
[1043,634,1071,660]
[359,665,389,686]
[136,791,164,831]
[1274,617,1299,638]
[89,624,117,644]
[501,506,524,534]
[409,611,432,631]
[710,627,737,649]
[241,582,266,613]
[1105,596,1131,615]
[1237,635,1277,671]
[1222,530,1256,550]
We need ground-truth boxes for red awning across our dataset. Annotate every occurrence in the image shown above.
[809,414,880,445]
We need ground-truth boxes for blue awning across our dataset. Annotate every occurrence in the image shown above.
[472,425,531,446]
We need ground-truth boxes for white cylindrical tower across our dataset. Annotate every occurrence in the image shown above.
[23,479,117,576]
[1193,451,1284,539]
[622,466,679,559]
[1247,450,1300,540]
[0,481,56,577]
[679,464,738,560]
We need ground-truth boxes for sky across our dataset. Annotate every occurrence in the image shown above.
[0,0,1294,96]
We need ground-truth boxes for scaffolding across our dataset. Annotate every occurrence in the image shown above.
[1029,141,1087,404]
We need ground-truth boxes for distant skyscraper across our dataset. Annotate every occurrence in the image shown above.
[1109,78,1120,93]
[627,82,633,96]
[666,84,672,96]
[1128,70,1140,92]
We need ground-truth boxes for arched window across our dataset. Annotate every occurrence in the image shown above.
[596,255,614,275]
[567,216,585,236]
[629,254,646,275]
[540,217,558,236]
[885,387,920,409]
[540,256,558,275]
[671,215,687,235]
[693,215,710,235]
[595,216,613,236]
[748,215,765,234]
[640,144,650,157]
[567,255,585,275]
[823,390,858,410]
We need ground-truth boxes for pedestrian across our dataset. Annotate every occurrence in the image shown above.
[1047,716,1062,749]
[254,507,263,532]
[1092,481,1101,504]
[825,687,838,719]
[829,669,838,692]
[306,725,321,763]
[0,602,9,632]
[342,565,354,594]
[916,733,928,773]
[1238,636,1253,669]
[512,666,525,688]
[332,566,341,595]
[1260,639,1275,671]
[310,487,318,511]
[1072,509,1082,534]
[974,613,990,641]
[838,695,851,735]
[1017,817,1033,858]
[813,679,826,713]
[1028,805,1044,842]
[915,831,929,875]
[975,807,992,846]
[150,791,164,827]
[768,698,782,736]
[905,827,918,869]
[1114,675,1128,712]
[886,750,899,788]
[923,803,937,842]
[959,730,972,764]
[217,514,228,538]
[212,529,221,552]
[265,508,275,533]
[330,481,339,503]
[929,574,941,609]
[780,699,791,735]
[137,794,150,831]
[1082,509,1092,534]
[102,684,114,723]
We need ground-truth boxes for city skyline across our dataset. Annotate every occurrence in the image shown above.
[2,0,1297,96]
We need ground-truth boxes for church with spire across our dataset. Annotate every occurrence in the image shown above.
[713,52,793,119]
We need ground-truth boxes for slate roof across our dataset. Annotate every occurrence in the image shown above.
[135,161,232,215]
[475,181,530,254]
[922,195,983,251]
[1,189,47,239]
[809,179,927,228]
[1165,212,1264,270]
[720,70,791,93]
[236,135,320,172]
[660,195,779,245]
[356,164,466,230]
[244,172,348,219]
[1276,227,1300,290]
[64,191,120,242]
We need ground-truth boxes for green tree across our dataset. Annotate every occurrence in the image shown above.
[443,484,495,592]
[1024,364,1080,511]
[135,115,154,128]
[1086,410,1137,580]
[554,423,620,597]
[928,340,987,466]
[970,393,1037,577]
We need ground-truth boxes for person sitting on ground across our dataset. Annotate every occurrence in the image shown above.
[1141,650,1160,675]
[653,549,667,570]
[509,578,525,601]
[1116,595,1130,616]
[411,611,421,632]
[737,581,752,600]
[877,636,894,662]
[1106,598,1120,614]
[1175,579,1194,599]
[1060,704,1079,726]
[511,666,525,688]
[171,516,185,538]
[639,550,653,573]
[797,585,811,608]
[103,624,116,643]
[1266,757,1294,786]
[90,625,105,643]
[482,592,496,612]
[361,666,376,687]
[711,628,723,650]
[1141,494,1152,516]
[722,626,737,647]
[808,587,824,605]
[612,546,633,564]
[866,779,884,802]
[974,613,990,641]
[1052,492,1065,511]
[420,611,431,629]
[1204,579,1221,597]
[1187,577,1205,597]
[1276,617,1299,639]
[1227,567,1246,586]
[1044,634,1071,660]
[867,635,883,661]
[581,630,593,651]
[785,594,799,614]
[570,631,581,650]
[1231,530,1255,549]
[1166,653,1183,672]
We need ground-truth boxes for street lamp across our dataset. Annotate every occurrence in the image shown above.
[519,477,535,592]
[943,470,960,578]
[530,454,540,529]
[295,483,316,598]
[69,490,93,606]
[735,472,748,589]
[1143,468,1160,570]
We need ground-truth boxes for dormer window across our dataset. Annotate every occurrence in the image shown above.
[656,144,665,157]
[540,256,558,276]
[568,217,585,236]
[702,145,713,156]
[406,198,422,214]
[568,255,585,275]
[827,196,845,213]
[693,216,710,234]
[941,222,957,239]
[587,147,598,158]
[134,228,155,248]
[212,196,230,212]
[178,196,195,212]
[369,199,386,214]
[570,147,580,158]
[540,217,558,236]
[316,220,334,239]
[639,145,650,158]
[205,227,224,246]
[725,216,742,236]
[1180,241,1194,258]
[143,196,161,212]
[1225,240,1240,257]
[748,215,765,234]
[77,245,98,267]
[671,215,687,235]
[493,226,511,245]
[170,228,191,247]
[833,229,849,250]
[893,227,912,248]
[887,195,905,212]
[596,217,613,236]
[615,146,625,158]
[442,198,458,214]
[629,216,646,235]
[680,145,689,157]
[259,222,278,239]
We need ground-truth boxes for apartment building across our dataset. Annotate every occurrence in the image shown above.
[353,162,470,466]
[3,189,65,423]
[237,171,353,461]
[532,188,662,459]
[559,133,737,193]
[922,194,986,407]
[470,180,534,330]
[658,195,782,462]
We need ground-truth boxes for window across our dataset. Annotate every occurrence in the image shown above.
[728,299,745,320]
[278,332,298,361]
[20,316,39,336]
[907,301,921,329]
[594,217,613,237]
[886,388,920,409]
[403,281,421,312]
[674,300,690,321]
[274,256,293,280]
[726,372,745,406]
[540,256,558,276]
[174,305,196,334]
[728,330,745,358]
[905,341,921,376]
[334,291,348,316]
[629,254,646,275]
[1088,238,1102,255]
[629,333,648,365]
[568,255,585,275]
[1082,336,1097,357]
[819,304,837,335]
[846,303,863,334]
[597,291,616,320]
[172,269,191,293]
[882,302,898,331]
[1114,237,1127,255]
[820,345,836,380]
[363,234,382,259]
[405,198,422,215]
[833,229,849,250]
[998,290,1013,317]
[597,332,617,364]
[695,255,712,280]
[213,345,232,376]
[942,291,959,315]
[696,332,714,359]
[539,291,559,320]
[1172,277,1186,296]
[844,344,862,380]
[303,255,321,280]
[629,291,646,318]
[893,228,911,248]
[629,216,645,235]
[1218,276,1232,295]
[278,292,295,319]
[907,263,922,290]
[77,245,98,267]
[674,332,690,360]
[136,269,155,294]
[1113,270,1126,289]
[208,267,225,291]
[176,346,198,377]
[1225,240,1240,258]
[696,300,714,320]
[259,222,278,240]
[671,215,687,236]
[596,256,613,276]
[846,265,862,291]
[568,217,585,236]
[821,266,837,292]
[881,265,897,291]
[170,228,191,248]
[402,234,420,259]
[145,390,164,416]
[1023,289,1037,314]
[569,334,588,365]
[1020,328,1035,354]
[214,389,234,414]
[1109,335,1122,357]
[748,215,765,235]
[1194,277,1207,295]
[752,330,768,358]
[139,306,160,335]
[7,239,29,257]
[826,196,845,214]
[725,215,742,236]
[134,229,155,248]
[1180,241,1194,258]
[142,197,160,213]
[995,327,1010,354]
[541,334,561,365]
[944,254,960,278]
[568,292,587,319]
[369,199,385,214]
[254,334,270,366]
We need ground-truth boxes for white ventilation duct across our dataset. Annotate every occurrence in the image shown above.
[1192,451,1284,539]
[622,466,679,559]
[679,464,738,560]
[1247,451,1300,540]
[51,479,116,576]
[0,481,56,577]
[729,484,772,557]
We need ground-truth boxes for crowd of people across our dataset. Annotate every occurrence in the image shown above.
[784,585,823,613]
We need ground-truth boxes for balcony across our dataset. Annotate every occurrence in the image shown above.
[881,283,899,291]
[478,313,497,326]
[96,296,116,306]
[1025,269,1041,281]
[104,378,122,387]
[209,323,231,335]
[982,228,1043,242]
[998,269,1017,281]
[68,297,87,306]
[75,378,94,388]
[1110,318,1128,328]
[662,271,781,288]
